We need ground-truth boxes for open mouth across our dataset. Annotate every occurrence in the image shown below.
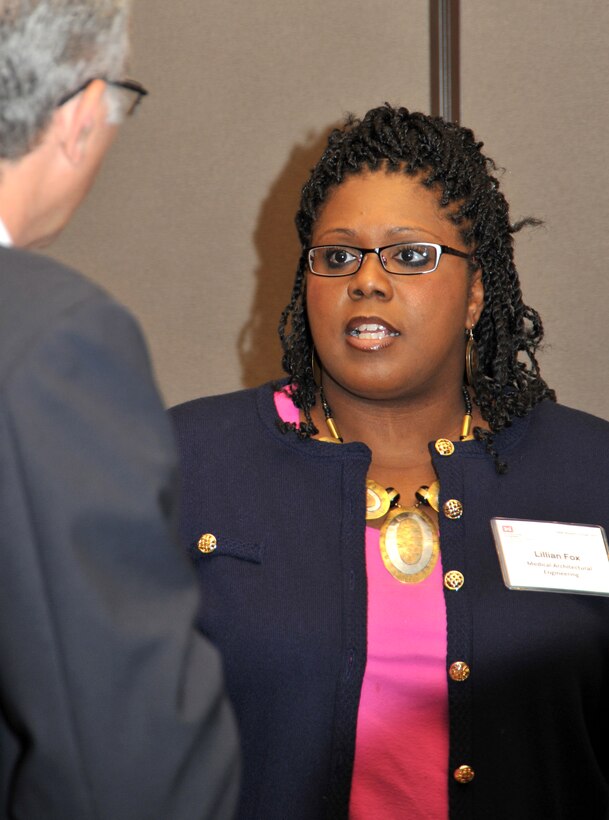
[346,319,400,340]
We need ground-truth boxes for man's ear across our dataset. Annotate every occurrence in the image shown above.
[55,79,108,166]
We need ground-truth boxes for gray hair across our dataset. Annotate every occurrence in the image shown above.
[0,0,131,160]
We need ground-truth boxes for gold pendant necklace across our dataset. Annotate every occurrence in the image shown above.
[379,504,439,584]
[319,387,473,584]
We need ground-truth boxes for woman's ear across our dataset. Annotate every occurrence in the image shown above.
[467,264,484,328]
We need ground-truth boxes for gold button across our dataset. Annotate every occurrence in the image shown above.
[454,765,475,784]
[444,570,464,591]
[443,499,463,520]
[197,533,217,554]
[449,661,471,682]
[435,438,455,456]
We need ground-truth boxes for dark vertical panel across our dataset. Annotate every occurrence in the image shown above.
[430,0,460,122]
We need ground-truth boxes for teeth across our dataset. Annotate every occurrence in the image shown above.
[358,330,386,339]
[349,322,399,339]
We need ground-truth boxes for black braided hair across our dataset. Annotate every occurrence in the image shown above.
[277,104,556,471]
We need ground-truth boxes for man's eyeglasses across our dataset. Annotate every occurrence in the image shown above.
[306,242,473,277]
[57,78,148,117]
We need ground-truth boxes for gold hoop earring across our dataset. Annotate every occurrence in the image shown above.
[465,327,478,387]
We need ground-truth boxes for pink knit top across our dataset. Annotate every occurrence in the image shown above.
[274,390,449,819]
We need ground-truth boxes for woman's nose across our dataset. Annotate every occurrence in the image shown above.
[347,251,393,300]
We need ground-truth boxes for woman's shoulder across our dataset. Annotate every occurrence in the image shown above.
[169,380,283,438]
[516,400,609,475]
[171,384,260,417]
[530,400,609,439]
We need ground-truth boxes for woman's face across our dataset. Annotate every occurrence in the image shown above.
[306,168,484,403]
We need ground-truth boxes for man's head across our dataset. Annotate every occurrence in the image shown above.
[0,0,140,247]
[0,0,131,160]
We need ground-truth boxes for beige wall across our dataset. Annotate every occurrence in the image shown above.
[52,0,609,420]
[461,0,609,420]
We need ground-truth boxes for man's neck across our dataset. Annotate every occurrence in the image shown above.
[0,136,62,249]
[0,157,35,247]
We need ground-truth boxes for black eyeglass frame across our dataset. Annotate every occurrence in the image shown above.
[306,241,473,277]
[57,78,148,115]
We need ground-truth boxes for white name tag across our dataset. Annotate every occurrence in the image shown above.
[491,517,609,596]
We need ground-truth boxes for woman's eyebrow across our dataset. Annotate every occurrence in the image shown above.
[314,227,357,241]
[315,225,444,242]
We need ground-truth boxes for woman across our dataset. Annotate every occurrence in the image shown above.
[171,105,609,820]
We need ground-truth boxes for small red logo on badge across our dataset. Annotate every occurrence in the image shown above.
[502,525,513,533]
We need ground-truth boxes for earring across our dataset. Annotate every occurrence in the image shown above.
[465,327,478,387]
[310,347,322,387]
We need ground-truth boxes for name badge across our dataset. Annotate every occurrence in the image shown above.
[491,517,609,596]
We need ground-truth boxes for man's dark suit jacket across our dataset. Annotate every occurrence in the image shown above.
[0,247,238,819]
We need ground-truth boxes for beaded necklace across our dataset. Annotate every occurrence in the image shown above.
[318,386,473,583]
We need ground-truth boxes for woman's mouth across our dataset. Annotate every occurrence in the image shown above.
[347,322,400,340]
[346,316,400,338]
[345,317,400,350]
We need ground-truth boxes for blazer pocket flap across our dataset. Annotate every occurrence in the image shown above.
[190,532,262,564]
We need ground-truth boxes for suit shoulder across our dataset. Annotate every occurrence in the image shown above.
[0,246,106,306]
[0,247,138,381]
[0,246,116,335]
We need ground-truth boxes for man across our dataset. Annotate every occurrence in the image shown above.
[0,2,239,818]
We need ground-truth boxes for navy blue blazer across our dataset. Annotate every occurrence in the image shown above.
[172,381,609,820]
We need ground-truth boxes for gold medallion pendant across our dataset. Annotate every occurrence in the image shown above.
[379,506,440,584]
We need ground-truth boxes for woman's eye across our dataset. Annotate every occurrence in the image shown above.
[390,244,433,269]
[324,247,358,269]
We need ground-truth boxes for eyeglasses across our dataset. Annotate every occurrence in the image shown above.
[306,242,472,277]
[57,78,148,117]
